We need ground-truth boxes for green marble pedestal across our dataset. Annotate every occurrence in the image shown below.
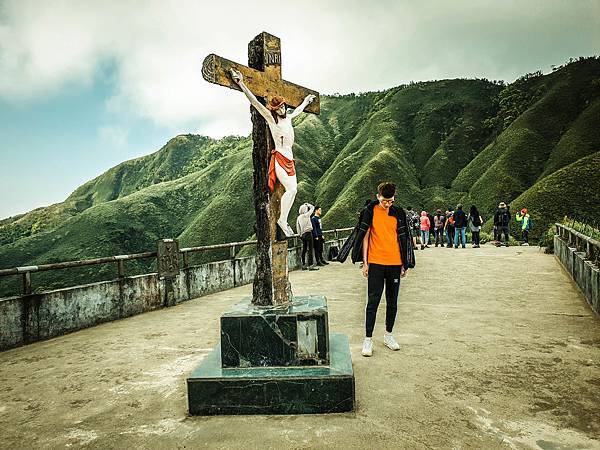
[187,296,355,415]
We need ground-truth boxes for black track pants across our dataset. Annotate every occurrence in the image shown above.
[301,232,314,266]
[365,263,401,337]
[313,236,324,262]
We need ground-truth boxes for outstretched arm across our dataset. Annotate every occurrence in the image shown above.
[288,94,316,119]
[230,69,274,123]
[300,203,315,218]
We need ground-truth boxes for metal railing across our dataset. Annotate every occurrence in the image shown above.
[562,215,600,241]
[0,227,354,296]
[555,223,600,265]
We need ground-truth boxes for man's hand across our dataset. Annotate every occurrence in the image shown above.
[305,94,316,104]
[400,268,407,278]
[230,68,243,84]
[362,262,369,278]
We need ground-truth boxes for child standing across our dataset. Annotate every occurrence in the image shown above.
[515,208,532,246]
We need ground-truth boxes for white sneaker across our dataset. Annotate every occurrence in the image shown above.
[361,338,373,357]
[383,334,400,351]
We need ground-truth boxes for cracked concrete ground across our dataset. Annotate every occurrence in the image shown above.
[1,245,599,449]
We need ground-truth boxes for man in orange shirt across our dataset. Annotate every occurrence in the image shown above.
[351,182,415,357]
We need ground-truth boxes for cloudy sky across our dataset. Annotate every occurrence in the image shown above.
[0,0,598,218]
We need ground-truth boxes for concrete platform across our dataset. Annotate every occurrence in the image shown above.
[188,333,354,415]
[1,246,600,449]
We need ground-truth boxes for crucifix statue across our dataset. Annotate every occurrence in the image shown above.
[202,32,320,306]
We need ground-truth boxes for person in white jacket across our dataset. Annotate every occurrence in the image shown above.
[296,203,318,270]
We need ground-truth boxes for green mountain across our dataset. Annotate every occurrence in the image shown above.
[1,56,599,295]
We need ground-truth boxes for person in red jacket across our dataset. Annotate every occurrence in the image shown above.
[419,211,431,250]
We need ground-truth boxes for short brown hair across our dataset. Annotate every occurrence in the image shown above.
[377,182,396,198]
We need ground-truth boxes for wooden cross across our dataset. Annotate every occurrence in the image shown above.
[202,32,320,307]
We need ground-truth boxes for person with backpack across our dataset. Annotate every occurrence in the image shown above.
[453,204,468,249]
[419,211,431,250]
[515,208,532,246]
[493,202,511,246]
[468,205,483,248]
[351,182,415,357]
[433,209,445,247]
[445,208,455,248]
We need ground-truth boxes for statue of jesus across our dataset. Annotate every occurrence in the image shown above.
[230,68,316,238]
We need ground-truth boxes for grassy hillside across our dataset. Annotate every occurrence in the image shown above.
[454,57,600,214]
[318,79,500,227]
[0,135,249,246]
[510,151,600,239]
[1,56,599,296]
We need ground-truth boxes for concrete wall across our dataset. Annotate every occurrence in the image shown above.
[554,235,600,315]
[0,239,345,352]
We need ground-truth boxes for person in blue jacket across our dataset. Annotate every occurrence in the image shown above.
[311,206,328,266]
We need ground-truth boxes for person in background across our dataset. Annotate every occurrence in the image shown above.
[296,203,318,270]
[311,206,329,265]
[420,211,431,250]
[427,211,435,247]
[453,204,468,249]
[433,209,445,247]
[445,208,455,249]
[406,206,420,250]
[515,208,532,246]
[494,202,511,246]
[468,205,483,248]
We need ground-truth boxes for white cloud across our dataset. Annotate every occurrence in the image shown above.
[1,0,598,138]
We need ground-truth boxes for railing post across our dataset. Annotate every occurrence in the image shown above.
[157,239,180,307]
[22,272,32,295]
[117,260,125,279]
[231,244,237,287]
[182,251,189,269]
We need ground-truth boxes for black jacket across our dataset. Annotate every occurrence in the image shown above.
[453,209,468,228]
[351,200,415,270]
[494,207,511,227]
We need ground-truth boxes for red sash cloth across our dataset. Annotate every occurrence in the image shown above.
[268,150,296,193]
